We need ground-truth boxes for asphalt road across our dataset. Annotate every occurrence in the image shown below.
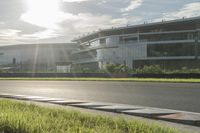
[0,80,200,113]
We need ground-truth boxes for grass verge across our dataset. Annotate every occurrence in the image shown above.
[0,77,200,83]
[0,99,179,133]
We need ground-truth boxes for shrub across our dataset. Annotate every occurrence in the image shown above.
[0,69,9,73]
[135,65,164,74]
[71,65,95,73]
[103,63,129,73]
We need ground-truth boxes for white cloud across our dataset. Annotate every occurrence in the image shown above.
[63,0,94,3]
[97,0,107,5]
[19,0,141,43]
[20,0,77,40]
[0,22,4,25]
[72,13,128,32]
[121,0,143,12]
[0,39,24,46]
[0,29,21,37]
[0,29,24,45]
[20,11,130,41]
[20,11,72,29]
[155,2,200,21]
[0,28,55,44]
[22,29,59,39]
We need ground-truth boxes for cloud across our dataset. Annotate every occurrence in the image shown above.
[20,11,129,41]
[71,13,128,32]
[22,29,59,40]
[0,29,24,45]
[20,0,77,40]
[154,2,200,21]
[0,29,21,37]
[121,0,143,12]
[0,28,60,45]
[62,0,94,3]
[20,11,73,29]
[97,0,107,5]
[18,0,140,43]
[0,22,5,25]
[0,39,23,46]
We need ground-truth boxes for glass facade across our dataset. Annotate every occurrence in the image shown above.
[147,43,195,57]
[140,32,195,42]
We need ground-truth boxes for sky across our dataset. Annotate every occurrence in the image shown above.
[0,0,200,46]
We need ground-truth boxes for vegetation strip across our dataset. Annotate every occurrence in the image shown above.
[0,99,179,133]
[0,77,200,83]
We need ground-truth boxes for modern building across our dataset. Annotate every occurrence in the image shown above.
[0,17,200,72]
[71,16,200,70]
[0,43,77,72]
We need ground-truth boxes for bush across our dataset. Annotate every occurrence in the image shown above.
[103,63,129,73]
[0,69,9,73]
[168,67,200,74]
[135,65,164,74]
[71,65,95,73]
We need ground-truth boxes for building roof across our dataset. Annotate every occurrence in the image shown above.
[0,43,77,49]
[72,16,200,42]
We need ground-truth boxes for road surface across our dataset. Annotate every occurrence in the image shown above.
[0,80,200,113]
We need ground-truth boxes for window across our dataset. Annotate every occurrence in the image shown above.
[140,32,194,42]
[100,38,106,44]
[147,43,195,57]
[124,37,138,43]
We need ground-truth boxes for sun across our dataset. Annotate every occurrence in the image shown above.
[22,0,65,29]
[27,0,59,13]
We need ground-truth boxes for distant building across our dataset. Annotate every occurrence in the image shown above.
[0,43,77,72]
[71,16,200,70]
[0,17,200,72]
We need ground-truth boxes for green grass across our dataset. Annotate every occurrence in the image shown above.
[0,77,200,83]
[0,99,179,133]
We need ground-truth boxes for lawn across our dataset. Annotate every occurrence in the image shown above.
[0,99,179,133]
[0,77,200,83]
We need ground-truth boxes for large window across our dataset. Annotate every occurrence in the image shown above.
[140,32,195,42]
[119,36,138,44]
[147,43,195,57]
[124,37,138,43]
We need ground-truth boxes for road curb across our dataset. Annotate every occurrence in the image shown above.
[1,93,200,127]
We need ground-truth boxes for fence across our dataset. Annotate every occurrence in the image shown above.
[0,73,200,78]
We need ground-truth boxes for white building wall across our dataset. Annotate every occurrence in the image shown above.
[0,47,55,65]
[95,36,147,69]
[0,44,76,71]
[0,49,22,64]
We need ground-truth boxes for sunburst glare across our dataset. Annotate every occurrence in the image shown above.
[22,0,65,29]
